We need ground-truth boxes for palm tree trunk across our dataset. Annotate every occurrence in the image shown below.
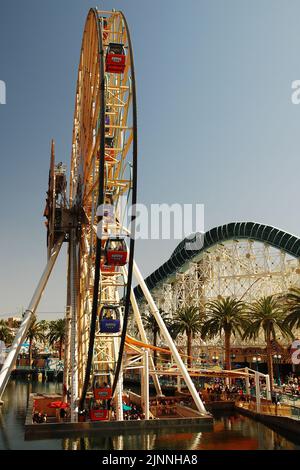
[266,332,274,391]
[224,329,231,370]
[59,340,62,360]
[29,338,32,368]
[187,332,192,368]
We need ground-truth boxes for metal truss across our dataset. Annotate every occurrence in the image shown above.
[136,239,300,351]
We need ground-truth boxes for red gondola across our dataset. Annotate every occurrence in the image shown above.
[104,237,127,266]
[90,409,109,421]
[105,43,126,74]
[92,374,113,400]
[93,387,112,400]
[100,258,115,274]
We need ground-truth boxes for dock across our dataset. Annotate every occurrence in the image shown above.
[24,393,213,440]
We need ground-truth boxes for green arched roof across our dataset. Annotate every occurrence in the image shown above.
[134,222,300,300]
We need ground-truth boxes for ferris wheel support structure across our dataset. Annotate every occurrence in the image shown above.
[132,261,208,415]
[0,238,64,401]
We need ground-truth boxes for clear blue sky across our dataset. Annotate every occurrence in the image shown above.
[1,0,300,319]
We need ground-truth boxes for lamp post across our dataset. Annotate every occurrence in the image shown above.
[252,356,261,372]
[212,354,219,365]
[230,353,236,369]
[273,354,282,386]
[197,352,207,389]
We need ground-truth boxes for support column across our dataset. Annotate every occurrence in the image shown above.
[63,305,71,400]
[142,349,150,420]
[255,371,261,413]
[70,229,78,422]
[245,367,250,396]
[266,374,271,401]
[0,238,64,401]
[63,247,72,401]
[115,369,124,421]
[113,335,123,421]
[133,261,208,415]
[122,266,163,396]
[177,374,182,392]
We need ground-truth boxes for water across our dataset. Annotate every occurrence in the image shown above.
[0,379,300,450]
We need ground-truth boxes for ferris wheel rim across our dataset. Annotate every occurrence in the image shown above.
[77,7,106,411]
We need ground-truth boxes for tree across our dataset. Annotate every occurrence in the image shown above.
[142,310,172,366]
[243,295,292,390]
[26,316,45,367]
[172,306,202,368]
[202,297,248,370]
[283,286,300,331]
[48,319,66,360]
[39,320,50,349]
[0,320,14,345]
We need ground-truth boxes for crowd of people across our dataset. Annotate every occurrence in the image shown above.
[119,402,145,420]
[150,398,178,417]
[32,406,69,423]
[281,374,300,395]
[199,380,247,403]
[32,411,47,423]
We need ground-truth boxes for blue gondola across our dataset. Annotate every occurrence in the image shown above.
[99,305,121,333]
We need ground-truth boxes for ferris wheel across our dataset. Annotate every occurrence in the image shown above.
[0,8,207,421]
[67,8,137,420]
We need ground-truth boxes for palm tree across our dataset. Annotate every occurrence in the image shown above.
[48,319,66,360]
[39,320,50,350]
[172,306,202,368]
[0,320,14,345]
[142,310,172,366]
[283,286,300,331]
[26,316,45,367]
[202,297,248,370]
[243,295,292,390]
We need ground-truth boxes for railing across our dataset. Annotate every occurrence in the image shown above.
[279,393,300,406]
[202,392,248,403]
[150,404,178,418]
[14,365,63,373]
[237,401,300,420]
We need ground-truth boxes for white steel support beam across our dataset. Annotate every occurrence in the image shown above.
[70,229,78,422]
[63,247,72,400]
[122,266,163,396]
[133,261,209,416]
[0,238,64,401]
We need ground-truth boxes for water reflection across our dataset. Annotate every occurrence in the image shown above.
[0,380,300,450]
